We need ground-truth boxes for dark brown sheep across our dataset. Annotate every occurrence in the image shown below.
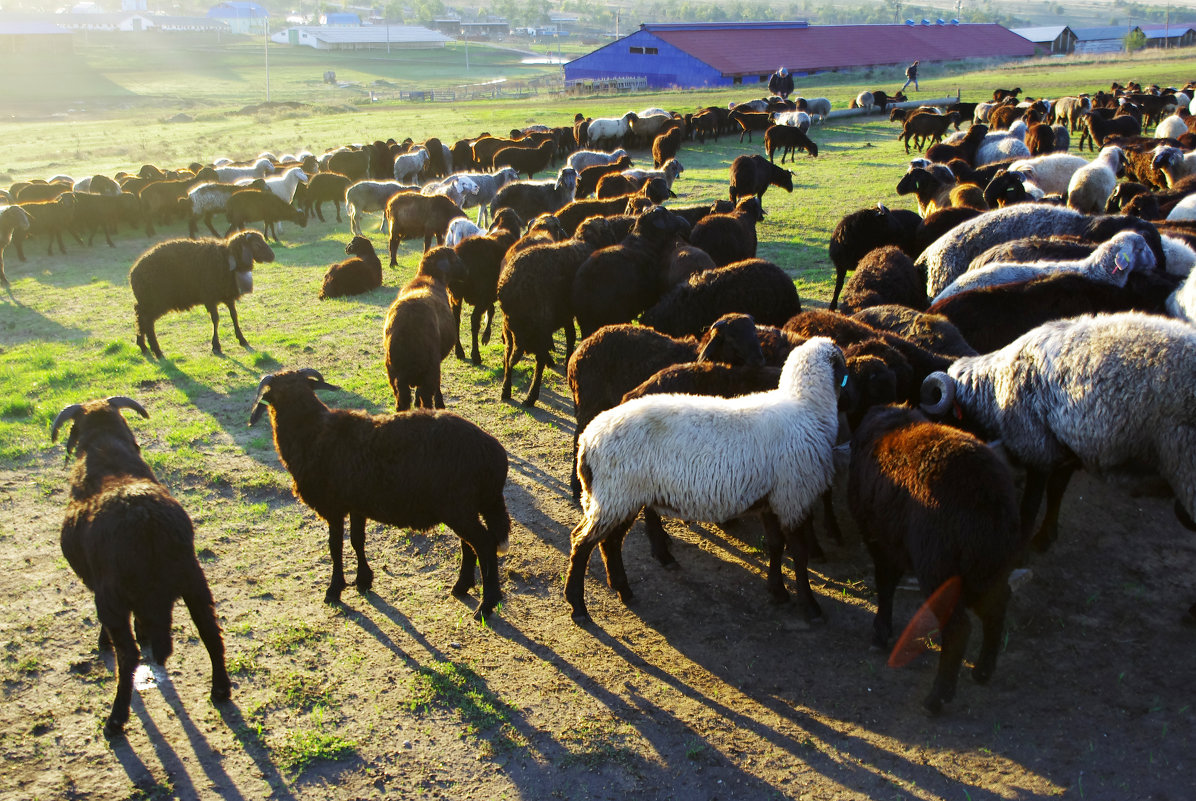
[319,235,383,300]
[827,204,921,310]
[301,172,352,222]
[449,208,524,365]
[129,230,275,358]
[20,193,83,255]
[492,139,556,179]
[52,397,230,738]
[385,193,466,264]
[641,258,801,338]
[689,196,765,267]
[383,246,462,410]
[575,156,632,198]
[652,127,682,169]
[837,245,930,315]
[764,124,819,163]
[248,368,511,620]
[728,154,793,207]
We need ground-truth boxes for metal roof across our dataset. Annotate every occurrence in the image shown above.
[1011,25,1072,42]
[1138,23,1196,39]
[0,19,71,34]
[1071,26,1133,41]
[281,24,450,44]
[207,2,268,19]
[642,22,1034,77]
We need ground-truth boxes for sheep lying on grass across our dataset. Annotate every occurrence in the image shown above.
[319,235,382,300]
[566,337,847,624]
[129,230,275,358]
[249,369,511,619]
[53,397,230,737]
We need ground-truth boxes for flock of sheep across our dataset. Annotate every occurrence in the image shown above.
[10,77,1196,736]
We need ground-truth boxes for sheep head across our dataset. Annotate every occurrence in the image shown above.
[52,397,148,458]
[248,368,340,426]
[697,314,765,367]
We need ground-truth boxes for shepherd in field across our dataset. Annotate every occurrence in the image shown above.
[769,66,794,100]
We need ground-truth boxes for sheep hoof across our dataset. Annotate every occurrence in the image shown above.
[520,397,538,409]
[103,718,127,739]
[922,696,945,717]
[614,585,633,603]
[570,611,592,626]
[211,683,233,703]
[324,587,345,605]
[473,605,498,622]
[451,579,476,597]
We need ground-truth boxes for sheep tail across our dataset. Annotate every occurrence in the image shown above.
[483,498,511,557]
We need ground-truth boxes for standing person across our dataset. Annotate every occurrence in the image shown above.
[769,67,794,100]
[902,60,920,92]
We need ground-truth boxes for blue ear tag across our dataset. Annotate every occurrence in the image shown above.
[840,376,848,388]
[1114,250,1130,273]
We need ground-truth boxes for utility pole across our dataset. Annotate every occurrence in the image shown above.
[264,16,270,102]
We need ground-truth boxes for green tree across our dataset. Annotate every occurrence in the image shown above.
[1124,29,1147,51]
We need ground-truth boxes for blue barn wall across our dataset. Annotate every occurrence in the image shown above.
[564,29,732,89]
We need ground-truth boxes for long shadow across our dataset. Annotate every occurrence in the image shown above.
[216,704,300,801]
[0,296,86,344]
[125,691,202,800]
[154,671,253,801]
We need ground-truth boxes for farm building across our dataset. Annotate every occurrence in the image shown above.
[0,19,73,53]
[1071,25,1134,54]
[564,20,1036,90]
[270,24,450,50]
[207,1,267,35]
[1138,23,1196,48]
[1011,25,1077,55]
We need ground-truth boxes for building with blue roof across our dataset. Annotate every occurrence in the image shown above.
[207,1,268,35]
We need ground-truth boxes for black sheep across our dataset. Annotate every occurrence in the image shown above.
[384,246,461,410]
[641,258,801,338]
[249,369,511,619]
[449,207,524,364]
[827,204,921,310]
[837,245,930,315]
[689,196,764,267]
[129,230,275,358]
[851,305,977,357]
[319,235,382,300]
[571,206,693,339]
[848,404,1023,715]
[912,206,983,257]
[729,154,793,207]
[53,397,230,737]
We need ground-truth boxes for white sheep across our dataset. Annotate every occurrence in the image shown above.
[1067,145,1124,214]
[236,166,308,203]
[803,97,831,121]
[772,110,811,131]
[1167,266,1196,322]
[620,159,684,191]
[564,337,847,624]
[449,168,519,225]
[1009,153,1090,196]
[1162,236,1196,277]
[932,231,1156,303]
[974,131,1030,166]
[393,147,430,185]
[586,112,638,150]
[1156,114,1189,141]
[1166,194,1196,223]
[421,174,480,209]
[214,158,274,183]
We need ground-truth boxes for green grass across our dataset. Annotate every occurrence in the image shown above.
[274,726,358,775]
[406,658,522,754]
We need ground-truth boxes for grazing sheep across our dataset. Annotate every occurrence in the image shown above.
[925,124,989,165]
[1079,110,1141,152]
[347,180,416,237]
[848,404,1021,715]
[213,157,274,183]
[729,154,793,207]
[566,338,846,624]
[383,246,462,410]
[641,258,801,338]
[421,174,480,210]
[837,246,929,315]
[804,97,832,120]
[1008,153,1090,196]
[566,148,630,173]
[0,205,31,288]
[572,206,693,339]
[385,193,466,263]
[249,369,510,619]
[764,124,819,163]
[52,397,231,738]
[1053,96,1092,132]
[224,187,309,242]
[689,196,765,267]
[729,108,775,143]
[19,193,83,255]
[772,109,812,131]
[319,235,382,300]
[929,269,1176,353]
[449,168,519,226]
[1067,145,1125,214]
[498,216,621,406]
[575,156,633,199]
[237,166,307,203]
[489,167,578,225]
[129,230,274,358]
[586,112,638,150]
[920,312,1196,569]
[932,230,1154,303]
[900,111,961,154]
[449,208,524,365]
[827,204,922,310]
[620,159,685,194]
[301,172,352,223]
[186,182,244,238]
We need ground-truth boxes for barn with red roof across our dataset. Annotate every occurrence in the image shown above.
[564,20,1035,90]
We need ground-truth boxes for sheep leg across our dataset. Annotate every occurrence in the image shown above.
[450,296,467,361]
[971,582,1010,685]
[181,577,232,702]
[783,517,824,622]
[1031,464,1076,552]
[458,523,503,621]
[925,607,971,715]
[349,512,373,594]
[138,318,163,360]
[760,512,791,605]
[868,550,902,652]
[642,508,677,568]
[224,299,250,350]
[565,523,602,623]
[388,228,401,267]
[521,353,548,408]
[598,522,635,603]
[471,305,491,364]
[203,213,221,238]
[828,268,847,311]
[325,517,349,604]
[204,302,224,355]
[452,539,478,596]
[563,321,576,359]
[822,489,844,544]
[480,306,494,346]
[96,600,137,738]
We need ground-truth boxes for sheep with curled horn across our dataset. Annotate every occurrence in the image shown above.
[53,396,230,738]
[249,368,511,619]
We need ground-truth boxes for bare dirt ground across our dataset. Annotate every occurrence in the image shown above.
[1,369,1195,800]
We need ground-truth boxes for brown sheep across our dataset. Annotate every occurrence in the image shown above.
[652,128,682,169]
[301,172,352,222]
[492,140,556,179]
[224,187,308,242]
[385,193,466,264]
[383,246,462,410]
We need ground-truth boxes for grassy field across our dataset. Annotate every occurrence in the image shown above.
[1,47,1195,800]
